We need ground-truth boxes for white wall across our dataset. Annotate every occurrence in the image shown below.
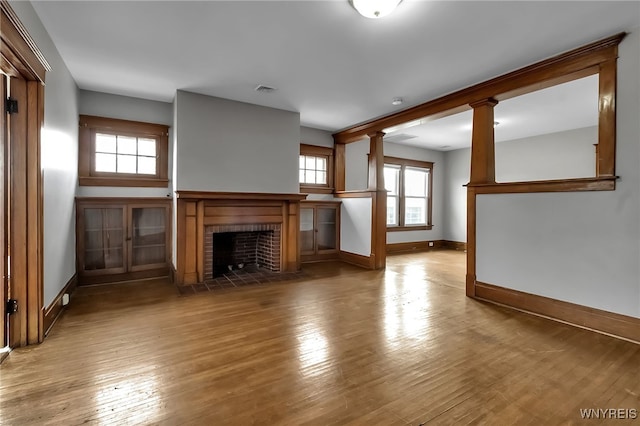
[443,147,470,243]
[174,90,300,193]
[476,30,640,319]
[345,139,369,191]
[301,126,333,148]
[384,142,444,243]
[495,126,596,182]
[77,90,174,198]
[340,198,372,256]
[10,1,79,307]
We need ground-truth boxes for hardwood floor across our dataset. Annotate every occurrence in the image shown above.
[1,251,638,425]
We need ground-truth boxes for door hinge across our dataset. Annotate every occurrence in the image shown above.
[6,299,18,315]
[5,98,18,115]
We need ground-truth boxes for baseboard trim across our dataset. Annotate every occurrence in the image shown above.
[475,281,640,344]
[441,240,467,251]
[386,240,467,254]
[44,273,78,336]
[339,251,373,269]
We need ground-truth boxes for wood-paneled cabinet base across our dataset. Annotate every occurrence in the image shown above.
[300,201,340,262]
[76,198,171,284]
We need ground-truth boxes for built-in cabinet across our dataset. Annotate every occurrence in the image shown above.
[76,198,171,284]
[300,201,340,262]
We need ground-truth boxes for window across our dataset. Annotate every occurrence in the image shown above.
[79,115,169,187]
[299,144,334,193]
[384,156,433,231]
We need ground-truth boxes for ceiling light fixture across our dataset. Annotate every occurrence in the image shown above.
[392,97,403,106]
[350,0,402,19]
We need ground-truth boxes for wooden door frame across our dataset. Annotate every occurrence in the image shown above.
[1,0,50,347]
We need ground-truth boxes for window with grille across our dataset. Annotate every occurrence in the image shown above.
[384,157,433,231]
[79,115,169,187]
[299,144,334,193]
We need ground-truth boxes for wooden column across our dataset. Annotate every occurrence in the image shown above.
[597,58,617,177]
[469,98,498,184]
[334,143,345,192]
[467,98,498,297]
[368,132,386,270]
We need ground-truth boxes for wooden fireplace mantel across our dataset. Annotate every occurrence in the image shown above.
[174,191,307,285]
[175,191,308,202]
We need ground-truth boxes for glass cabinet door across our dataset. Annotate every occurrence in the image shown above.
[316,207,337,252]
[83,207,126,273]
[300,207,315,255]
[130,206,167,270]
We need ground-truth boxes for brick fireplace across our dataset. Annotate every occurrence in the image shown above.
[174,191,306,285]
[205,224,281,280]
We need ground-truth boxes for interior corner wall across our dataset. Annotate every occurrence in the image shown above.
[77,90,174,198]
[475,29,640,319]
[340,198,372,256]
[174,90,300,193]
[384,142,444,243]
[10,1,79,307]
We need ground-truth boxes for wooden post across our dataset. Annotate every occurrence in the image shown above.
[368,132,387,270]
[467,98,498,297]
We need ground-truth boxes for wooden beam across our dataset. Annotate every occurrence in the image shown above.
[334,143,345,192]
[368,132,386,270]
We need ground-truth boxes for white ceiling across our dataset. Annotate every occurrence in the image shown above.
[30,1,639,138]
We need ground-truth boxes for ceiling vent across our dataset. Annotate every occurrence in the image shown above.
[255,84,276,93]
[384,133,417,143]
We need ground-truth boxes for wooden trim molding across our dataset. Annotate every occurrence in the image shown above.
[386,241,439,254]
[334,190,375,198]
[339,251,374,269]
[176,191,307,201]
[467,176,617,194]
[475,282,640,344]
[441,240,467,251]
[333,33,625,144]
[0,0,50,82]
[387,225,433,232]
[1,2,48,347]
[43,274,78,336]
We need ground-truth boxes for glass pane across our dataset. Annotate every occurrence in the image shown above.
[317,207,335,224]
[305,156,316,170]
[299,155,306,168]
[387,196,398,226]
[306,170,316,184]
[95,133,116,153]
[117,136,137,155]
[405,168,427,196]
[316,171,326,184]
[83,208,124,270]
[384,166,399,195]
[405,197,427,225]
[316,157,327,172]
[95,153,116,172]
[299,170,306,183]
[300,208,314,253]
[132,207,166,266]
[317,223,336,250]
[138,156,156,175]
[117,154,137,173]
[138,138,156,157]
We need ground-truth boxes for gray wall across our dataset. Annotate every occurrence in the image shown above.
[11,1,79,307]
[475,30,640,318]
[442,148,470,243]
[301,126,333,148]
[174,90,300,193]
[77,90,174,198]
[495,126,596,182]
